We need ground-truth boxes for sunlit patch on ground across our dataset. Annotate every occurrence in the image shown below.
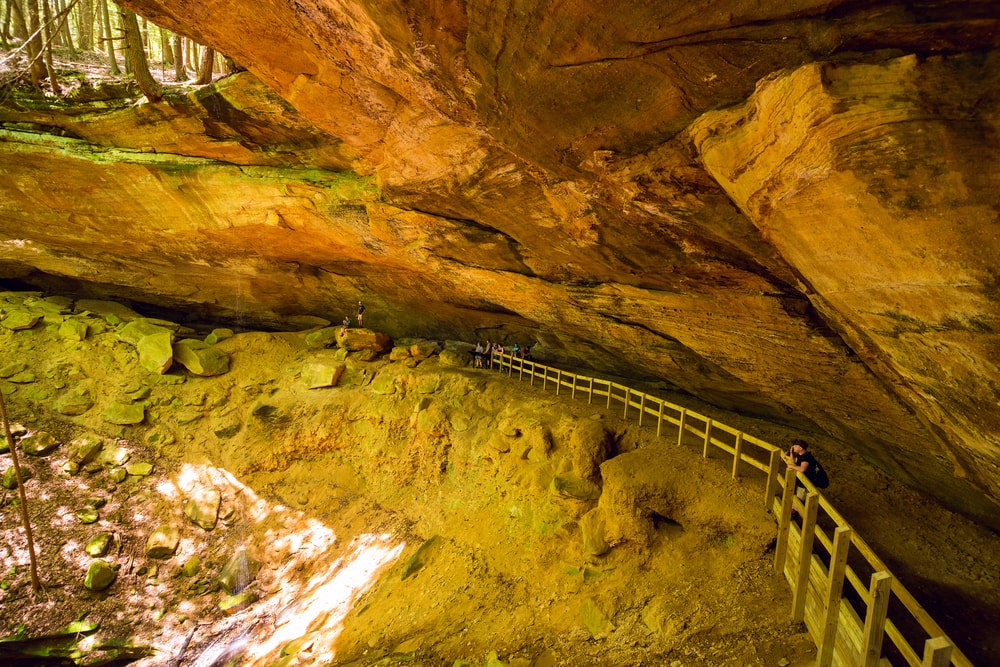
[137,464,405,666]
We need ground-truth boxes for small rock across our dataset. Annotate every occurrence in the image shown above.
[77,508,100,524]
[181,556,201,577]
[184,488,221,531]
[218,590,258,615]
[84,560,117,591]
[1,466,31,489]
[85,532,114,557]
[126,462,153,476]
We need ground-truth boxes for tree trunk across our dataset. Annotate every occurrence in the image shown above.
[195,44,214,85]
[8,0,29,40]
[2,1,11,48]
[117,4,161,101]
[172,32,184,81]
[41,0,61,94]
[0,388,42,593]
[57,0,75,52]
[98,0,118,74]
[159,26,171,65]
[77,0,94,50]
[25,0,46,89]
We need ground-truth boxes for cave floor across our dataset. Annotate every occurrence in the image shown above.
[1,322,998,666]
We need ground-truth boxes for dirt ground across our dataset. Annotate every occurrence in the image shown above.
[0,294,998,667]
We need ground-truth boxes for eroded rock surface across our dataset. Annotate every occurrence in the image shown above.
[1,2,998,527]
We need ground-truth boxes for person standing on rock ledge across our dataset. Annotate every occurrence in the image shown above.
[357,301,366,327]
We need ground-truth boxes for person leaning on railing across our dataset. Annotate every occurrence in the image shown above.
[782,438,829,501]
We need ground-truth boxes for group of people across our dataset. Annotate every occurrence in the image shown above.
[341,301,366,334]
[472,340,532,368]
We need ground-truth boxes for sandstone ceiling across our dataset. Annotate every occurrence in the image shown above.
[1,1,999,529]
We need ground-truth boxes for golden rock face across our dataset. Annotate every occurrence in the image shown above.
[1,2,999,526]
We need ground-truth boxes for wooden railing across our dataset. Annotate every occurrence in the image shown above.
[487,351,971,667]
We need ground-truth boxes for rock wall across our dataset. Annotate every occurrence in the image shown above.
[1,1,999,527]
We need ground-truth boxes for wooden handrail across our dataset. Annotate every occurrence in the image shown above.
[485,351,972,667]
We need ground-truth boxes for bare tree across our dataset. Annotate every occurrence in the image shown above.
[116,3,161,101]
[195,44,214,85]
[76,0,94,50]
[0,388,42,593]
[172,32,185,81]
[41,0,61,94]
[25,0,47,89]
[98,0,118,74]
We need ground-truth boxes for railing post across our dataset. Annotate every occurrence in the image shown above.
[571,374,577,399]
[542,366,547,391]
[774,467,798,575]
[556,369,561,395]
[638,393,645,427]
[792,492,820,622]
[656,400,664,437]
[529,361,535,386]
[508,354,513,376]
[623,388,630,418]
[702,418,712,458]
[765,449,782,510]
[921,637,953,667]
[731,431,743,479]
[861,571,893,667]
[606,382,612,409]
[818,526,853,667]
[588,378,593,404]
[677,409,686,447]
[518,357,523,380]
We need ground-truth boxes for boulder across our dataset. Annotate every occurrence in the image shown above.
[84,560,117,591]
[173,339,231,376]
[0,310,40,330]
[137,330,175,374]
[304,327,339,348]
[58,318,89,341]
[336,328,391,354]
[205,327,235,344]
[20,431,60,456]
[102,401,145,425]
[75,299,141,322]
[55,388,94,416]
[1,465,31,489]
[116,319,174,346]
[218,548,261,594]
[146,524,180,559]
[184,488,221,530]
[300,362,345,389]
[0,362,27,378]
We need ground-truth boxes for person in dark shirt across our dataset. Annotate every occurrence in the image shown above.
[783,438,827,499]
[357,301,366,327]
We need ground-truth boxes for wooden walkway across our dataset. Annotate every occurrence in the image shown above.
[486,351,971,667]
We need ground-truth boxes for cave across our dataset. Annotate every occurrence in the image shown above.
[1,1,998,666]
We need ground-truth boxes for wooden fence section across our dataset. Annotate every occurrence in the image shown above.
[489,352,971,667]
